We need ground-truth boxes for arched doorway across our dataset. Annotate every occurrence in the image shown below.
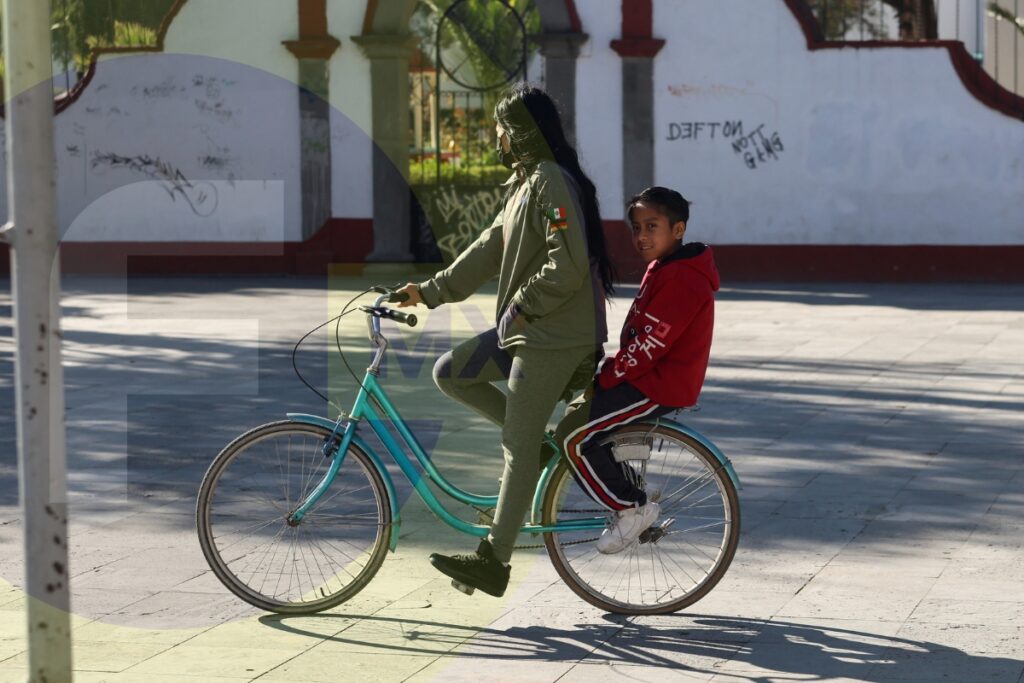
[355,0,586,263]
[408,0,538,262]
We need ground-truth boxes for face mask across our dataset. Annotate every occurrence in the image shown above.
[496,138,516,170]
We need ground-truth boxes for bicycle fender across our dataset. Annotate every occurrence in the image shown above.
[286,413,402,551]
[656,419,742,490]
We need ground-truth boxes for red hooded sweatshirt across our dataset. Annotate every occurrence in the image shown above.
[597,243,720,407]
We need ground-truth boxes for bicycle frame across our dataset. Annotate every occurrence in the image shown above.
[282,295,741,554]
[283,372,602,548]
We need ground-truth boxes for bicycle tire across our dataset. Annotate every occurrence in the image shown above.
[542,423,740,615]
[196,420,392,614]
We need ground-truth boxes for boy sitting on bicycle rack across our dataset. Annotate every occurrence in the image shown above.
[554,186,720,554]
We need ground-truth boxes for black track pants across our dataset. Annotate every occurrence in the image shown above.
[553,381,675,511]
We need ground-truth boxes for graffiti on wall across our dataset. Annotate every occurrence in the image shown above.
[91,152,219,216]
[419,185,505,261]
[730,124,785,170]
[666,120,785,170]
[667,121,746,141]
[69,71,241,216]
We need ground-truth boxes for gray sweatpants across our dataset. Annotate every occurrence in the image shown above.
[433,328,596,563]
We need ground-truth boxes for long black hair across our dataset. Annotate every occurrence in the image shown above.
[494,83,616,298]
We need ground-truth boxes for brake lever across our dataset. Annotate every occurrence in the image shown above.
[371,284,411,305]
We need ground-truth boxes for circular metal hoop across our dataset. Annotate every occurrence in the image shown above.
[436,0,528,93]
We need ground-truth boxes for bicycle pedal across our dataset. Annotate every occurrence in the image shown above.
[451,579,476,596]
[639,518,672,545]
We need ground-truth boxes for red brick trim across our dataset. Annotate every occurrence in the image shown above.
[0,218,373,276]
[285,0,340,59]
[0,0,190,118]
[565,0,582,33]
[298,0,329,37]
[283,37,341,60]
[610,38,665,58]
[3,224,1020,282]
[601,224,1024,282]
[589,237,1024,283]
[701,245,1024,283]
[362,0,379,35]
[782,0,1024,122]
[610,0,664,57]
[621,0,654,39]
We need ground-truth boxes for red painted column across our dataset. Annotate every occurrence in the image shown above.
[610,0,665,208]
[610,0,664,58]
[284,0,341,60]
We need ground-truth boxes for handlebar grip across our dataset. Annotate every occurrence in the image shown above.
[380,307,417,327]
[388,291,411,304]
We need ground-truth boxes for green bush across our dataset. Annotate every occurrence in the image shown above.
[409,159,510,185]
[87,20,158,50]
[0,0,175,84]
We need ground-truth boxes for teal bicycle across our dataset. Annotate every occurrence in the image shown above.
[196,286,741,615]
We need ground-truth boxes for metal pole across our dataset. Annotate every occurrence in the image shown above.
[977,0,985,60]
[1,0,74,681]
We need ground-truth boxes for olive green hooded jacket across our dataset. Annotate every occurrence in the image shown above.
[418,160,607,351]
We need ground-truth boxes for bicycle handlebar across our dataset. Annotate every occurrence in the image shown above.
[359,285,418,331]
[360,305,418,328]
[371,284,410,305]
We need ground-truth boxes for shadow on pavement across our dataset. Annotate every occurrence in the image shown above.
[259,612,1024,680]
[0,279,1021,531]
[1,278,1022,633]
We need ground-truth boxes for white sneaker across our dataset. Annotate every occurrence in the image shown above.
[596,502,660,554]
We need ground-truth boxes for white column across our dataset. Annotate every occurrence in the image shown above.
[1,0,74,680]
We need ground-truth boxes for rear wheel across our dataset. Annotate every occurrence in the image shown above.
[542,423,740,615]
[196,421,391,613]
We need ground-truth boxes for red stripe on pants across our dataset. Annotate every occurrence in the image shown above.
[564,400,655,511]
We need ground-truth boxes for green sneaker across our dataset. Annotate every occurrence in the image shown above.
[429,539,510,598]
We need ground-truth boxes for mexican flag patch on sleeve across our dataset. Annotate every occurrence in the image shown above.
[546,206,569,231]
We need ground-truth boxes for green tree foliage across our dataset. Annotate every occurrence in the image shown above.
[409,0,540,184]
[1,0,177,89]
[989,2,1024,39]
[416,0,539,89]
[808,0,938,40]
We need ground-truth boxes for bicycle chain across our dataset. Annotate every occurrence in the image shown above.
[513,536,598,550]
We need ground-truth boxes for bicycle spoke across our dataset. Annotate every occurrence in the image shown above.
[212,516,283,550]
[307,531,360,583]
[253,524,289,595]
[311,536,365,580]
[668,519,729,534]
[198,424,392,611]
[215,491,289,515]
[543,425,739,614]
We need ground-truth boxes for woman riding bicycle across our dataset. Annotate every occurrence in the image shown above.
[398,82,614,597]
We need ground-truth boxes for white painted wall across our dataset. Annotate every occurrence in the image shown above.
[574,0,625,217]
[0,0,303,243]
[1,0,378,242]
[57,52,297,242]
[162,0,298,83]
[651,0,1024,245]
[3,0,1021,247]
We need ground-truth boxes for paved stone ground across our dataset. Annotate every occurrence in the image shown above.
[0,275,1022,682]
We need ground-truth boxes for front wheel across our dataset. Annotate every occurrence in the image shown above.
[542,423,740,615]
[196,421,392,614]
